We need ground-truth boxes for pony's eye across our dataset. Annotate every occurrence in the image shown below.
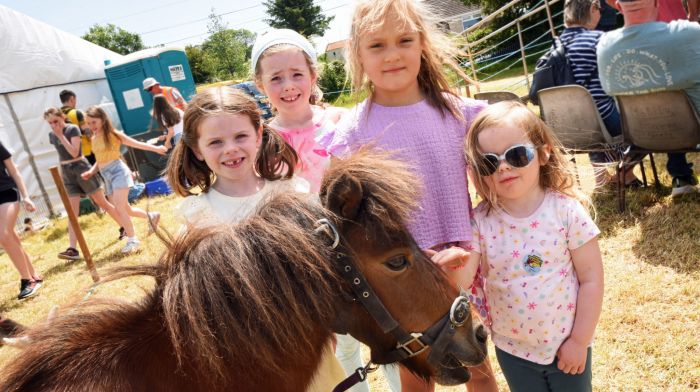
[384,256,409,271]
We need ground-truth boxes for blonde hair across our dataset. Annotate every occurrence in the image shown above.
[165,87,298,197]
[43,107,65,120]
[253,43,323,105]
[348,0,477,118]
[464,101,590,212]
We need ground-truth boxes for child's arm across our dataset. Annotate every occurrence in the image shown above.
[80,163,100,180]
[4,157,36,212]
[556,237,604,375]
[117,132,168,155]
[164,126,174,150]
[428,246,481,290]
[52,129,82,158]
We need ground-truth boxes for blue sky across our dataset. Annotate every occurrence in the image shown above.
[0,0,352,51]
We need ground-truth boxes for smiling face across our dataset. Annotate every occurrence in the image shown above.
[257,48,316,119]
[357,15,423,106]
[86,115,103,135]
[194,113,262,195]
[476,120,549,208]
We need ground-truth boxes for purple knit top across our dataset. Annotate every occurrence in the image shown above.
[318,96,488,249]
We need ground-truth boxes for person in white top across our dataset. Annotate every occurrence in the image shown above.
[152,94,184,150]
[165,86,344,392]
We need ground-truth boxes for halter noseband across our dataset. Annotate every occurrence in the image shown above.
[315,219,472,392]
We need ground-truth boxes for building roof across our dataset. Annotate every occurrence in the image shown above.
[325,39,348,52]
[424,0,480,19]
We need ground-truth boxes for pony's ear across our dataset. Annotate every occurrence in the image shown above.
[323,173,363,220]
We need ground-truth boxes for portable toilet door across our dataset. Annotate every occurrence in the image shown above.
[156,50,196,102]
[104,47,195,136]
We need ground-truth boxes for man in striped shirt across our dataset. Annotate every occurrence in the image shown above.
[561,0,641,186]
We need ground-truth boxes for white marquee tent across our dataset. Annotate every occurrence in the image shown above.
[0,5,124,222]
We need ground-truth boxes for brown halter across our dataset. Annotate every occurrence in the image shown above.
[315,219,472,392]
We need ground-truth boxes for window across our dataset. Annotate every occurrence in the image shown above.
[462,11,482,31]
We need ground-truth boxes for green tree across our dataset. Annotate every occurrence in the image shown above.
[263,0,333,38]
[317,60,347,101]
[82,24,145,55]
[185,45,212,84]
[201,10,255,81]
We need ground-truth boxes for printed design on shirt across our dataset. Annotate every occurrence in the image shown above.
[604,49,672,91]
[523,252,543,274]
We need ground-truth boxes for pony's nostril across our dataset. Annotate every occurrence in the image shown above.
[475,325,488,344]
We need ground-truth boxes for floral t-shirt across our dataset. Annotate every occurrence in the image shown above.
[469,191,600,364]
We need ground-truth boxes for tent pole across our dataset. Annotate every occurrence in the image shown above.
[3,94,55,216]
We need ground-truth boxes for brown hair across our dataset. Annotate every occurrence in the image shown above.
[253,43,323,105]
[464,101,590,212]
[166,87,298,197]
[564,0,600,26]
[85,106,119,149]
[347,0,477,119]
[152,94,182,129]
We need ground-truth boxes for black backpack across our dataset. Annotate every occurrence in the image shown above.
[528,37,576,105]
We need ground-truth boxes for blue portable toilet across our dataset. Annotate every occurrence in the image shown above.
[104,47,195,136]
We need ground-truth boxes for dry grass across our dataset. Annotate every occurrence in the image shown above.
[1,154,699,391]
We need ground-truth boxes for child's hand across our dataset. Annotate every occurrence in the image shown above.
[154,145,168,155]
[22,198,36,213]
[426,247,478,289]
[556,337,588,374]
[80,171,94,180]
[430,247,470,271]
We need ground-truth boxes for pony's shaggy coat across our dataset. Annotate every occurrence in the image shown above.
[0,150,440,392]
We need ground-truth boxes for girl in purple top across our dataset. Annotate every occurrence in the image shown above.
[318,0,496,390]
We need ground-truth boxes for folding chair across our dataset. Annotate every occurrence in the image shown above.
[616,90,700,210]
[537,85,653,211]
[474,91,520,105]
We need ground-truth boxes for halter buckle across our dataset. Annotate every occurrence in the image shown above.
[396,332,429,357]
[314,218,340,249]
[449,295,471,328]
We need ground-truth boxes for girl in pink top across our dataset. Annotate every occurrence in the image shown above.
[318,0,497,391]
[251,28,345,192]
[459,101,604,392]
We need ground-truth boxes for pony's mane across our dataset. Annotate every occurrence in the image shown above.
[156,193,341,384]
[1,150,427,391]
[1,193,342,390]
[320,148,421,240]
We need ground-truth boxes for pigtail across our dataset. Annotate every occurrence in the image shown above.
[165,134,214,197]
[256,126,298,180]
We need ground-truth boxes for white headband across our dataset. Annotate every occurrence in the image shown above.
[251,29,317,74]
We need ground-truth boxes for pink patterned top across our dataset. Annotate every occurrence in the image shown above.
[468,191,600,364]
[269,106,340,192]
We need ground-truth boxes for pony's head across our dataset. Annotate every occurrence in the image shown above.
[320,149,487,385]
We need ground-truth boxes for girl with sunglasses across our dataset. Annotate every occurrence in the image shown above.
[460,101,604,392]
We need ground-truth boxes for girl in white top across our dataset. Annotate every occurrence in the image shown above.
[166,86,308,225]
[457,101,604,392]
[165,87,344,392]
[152,94,184,150]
